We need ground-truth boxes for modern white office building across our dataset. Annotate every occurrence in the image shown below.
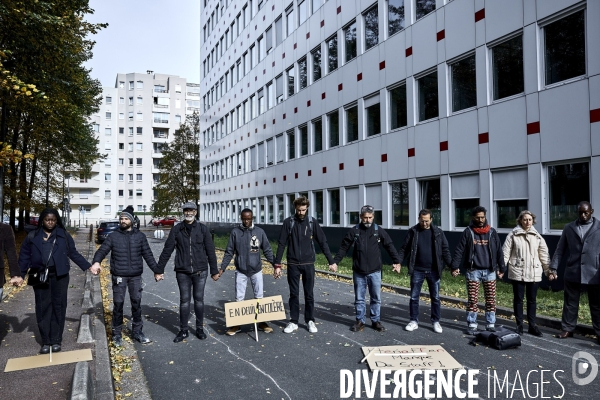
[199,0,600,239]
[74,72,200,226]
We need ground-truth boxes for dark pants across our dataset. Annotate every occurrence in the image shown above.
[33,273,70,345]
[176,270,208,330]
[409,271,441,323]
[112,275,143,336]
[562,281,600,336]
[512,280,539,326]
[287,264,315,324]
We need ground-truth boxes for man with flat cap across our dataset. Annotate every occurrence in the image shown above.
[156,202,218,342]
[92,206,161,346]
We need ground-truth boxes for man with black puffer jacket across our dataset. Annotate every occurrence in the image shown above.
[156,202,218,342]
[274,196,335,334]
[91,206,161,346]
[330,205,401,333]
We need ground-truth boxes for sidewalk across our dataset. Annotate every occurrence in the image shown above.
[0,228,113,400]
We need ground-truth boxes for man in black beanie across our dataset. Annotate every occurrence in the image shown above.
[92,207,161,346]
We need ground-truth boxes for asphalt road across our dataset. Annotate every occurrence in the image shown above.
[121,234,600,400]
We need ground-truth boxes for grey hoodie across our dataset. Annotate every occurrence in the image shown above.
[220,224,274,276]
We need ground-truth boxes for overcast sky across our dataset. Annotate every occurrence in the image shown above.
[85,0,200,88]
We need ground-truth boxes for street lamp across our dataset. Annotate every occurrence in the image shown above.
[65,173,71,226]
[79,205,83,227]
[143,205,147,227]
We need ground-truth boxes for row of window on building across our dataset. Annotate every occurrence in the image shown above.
[202,0,437,80]
[115,80,200,95]
[203,161,590,232]
[104,95,200,110]
[203,8,586,148]
[97,204,151,215]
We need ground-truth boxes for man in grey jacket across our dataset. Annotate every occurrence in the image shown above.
[213,208,275,335]
[549,201,600,343]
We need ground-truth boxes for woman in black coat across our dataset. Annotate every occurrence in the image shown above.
[19,208,101,354]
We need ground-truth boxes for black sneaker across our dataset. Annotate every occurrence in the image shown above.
[196,329,207,340]
[485,326,496,332]
[528,325,543,337]
[51,344,61,352]
[112,336,123,347]
[372,321,386,332]
[173,330,189,343]
[350,321,364,332]
[133,332,152,344]
[40,345,50,354]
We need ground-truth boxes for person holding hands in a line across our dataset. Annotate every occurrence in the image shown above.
[330,205,401,332]
[274,196,335,334]
[549,201,600,343]
[91,206,160,346]
[156,202,218,342]
[214,208,275,335]
[451,206,506,334]
[19,208,100,354]
[502,210,550,336]
[395,209,452,334]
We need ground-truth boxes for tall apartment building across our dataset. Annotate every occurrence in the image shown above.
[75,72,200,226]
[199,0,600,240]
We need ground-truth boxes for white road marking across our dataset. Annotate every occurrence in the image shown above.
[144,291,292,400]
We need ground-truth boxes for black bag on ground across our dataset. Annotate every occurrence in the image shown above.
[469,326,521,350]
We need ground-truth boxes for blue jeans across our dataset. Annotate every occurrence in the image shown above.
[353,271,382,323]
[465,268,497,327]
[409,271,441,323]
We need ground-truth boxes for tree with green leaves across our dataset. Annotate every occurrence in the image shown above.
[152,113,200,217]
[0,0,106,228]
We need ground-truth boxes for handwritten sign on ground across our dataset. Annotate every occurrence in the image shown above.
[224,295,286,327]
[361,345,463,371]
[5,349,93,372]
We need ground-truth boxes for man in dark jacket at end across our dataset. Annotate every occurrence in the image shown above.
[156,202,218,342]
[92,206,160,346]
[330,205,401,333]
[549,201,600,343]
[451,206,506,334]
[214,208,274,336]
[395,209,452,334]
[274,196,334,334]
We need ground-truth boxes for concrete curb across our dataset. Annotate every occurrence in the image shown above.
[76,314,94,344]
[69,233,115,400]
[70,361,94,400]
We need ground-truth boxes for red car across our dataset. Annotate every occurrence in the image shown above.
[152,216,178,226]
[29,216,39,226]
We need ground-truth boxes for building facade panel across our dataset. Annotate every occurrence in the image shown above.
[200,0,598,236]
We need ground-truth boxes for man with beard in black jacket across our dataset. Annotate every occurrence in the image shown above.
[274,196,335,334]
[156,202,218,342]
[330,205,401,332]
[395,209,452,334]
[92,206,161,346]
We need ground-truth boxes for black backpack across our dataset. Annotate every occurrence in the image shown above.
[469,326,521,350]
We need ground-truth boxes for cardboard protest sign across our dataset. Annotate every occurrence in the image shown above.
[361,345,463,371]
[224,295,286,327]
[4,349,93,372]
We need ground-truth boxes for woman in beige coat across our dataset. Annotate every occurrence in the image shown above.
[502,210,551,336]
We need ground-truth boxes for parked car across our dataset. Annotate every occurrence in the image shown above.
[29,216,39,226]
[152,216,178,226]
[97,219,120,243]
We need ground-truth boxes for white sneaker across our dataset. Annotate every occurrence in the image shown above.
[405,321,419,331]
[308,321,318,333]
[433,322,443,333]
[283,322,298,333]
